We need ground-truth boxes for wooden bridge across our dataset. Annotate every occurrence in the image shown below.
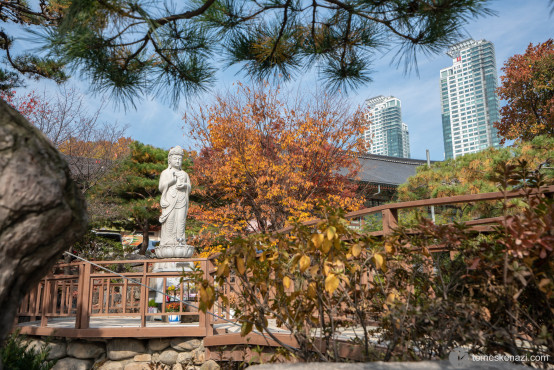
[15,185,554,360]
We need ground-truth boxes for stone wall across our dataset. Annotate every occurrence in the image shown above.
[24,336,220,370]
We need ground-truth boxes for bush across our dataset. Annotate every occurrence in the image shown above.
[197,160,553,367]
[0,332,55,370]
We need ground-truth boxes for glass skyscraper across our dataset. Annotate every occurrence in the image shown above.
[364,95,410,158]
[440,39,501,159]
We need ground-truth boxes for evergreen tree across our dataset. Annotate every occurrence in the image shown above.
[2,1,497,103]
[396,136,554,220]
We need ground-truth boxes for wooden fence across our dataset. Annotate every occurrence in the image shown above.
[16,257,238,338]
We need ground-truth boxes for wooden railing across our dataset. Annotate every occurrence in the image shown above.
[16,257,238,338]
[279,185,554,237]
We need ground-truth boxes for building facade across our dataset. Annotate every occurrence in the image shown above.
[364,95,410,158]
[440,39,501,159]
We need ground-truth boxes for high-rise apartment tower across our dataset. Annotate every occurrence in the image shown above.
[364,95,410,158]
[440,39,501,159]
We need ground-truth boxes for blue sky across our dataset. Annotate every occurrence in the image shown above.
[8,0,554,160]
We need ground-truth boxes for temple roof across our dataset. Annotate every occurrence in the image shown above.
[353,154,431,186]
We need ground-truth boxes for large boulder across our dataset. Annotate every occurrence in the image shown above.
[0,99,87,341]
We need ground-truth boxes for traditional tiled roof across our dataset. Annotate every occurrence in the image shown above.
[353,154,431,186]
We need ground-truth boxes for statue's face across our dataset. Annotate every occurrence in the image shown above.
[169,155,182,169]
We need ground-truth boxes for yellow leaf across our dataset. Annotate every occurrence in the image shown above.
[384,242,393,254]
[373,253,386,271]
[326,226,336,240]
[241,321,253,336]
[216,259,229,277]
[311,233,324,248]
[299,255,310,272]
[325,274,340,294]
[307,281,317,298]
[323,263,331,276]
[309,265,319,277]
[236,257,246,275]
[352,244,361,257]
[386,292,396,305]
[283,276,292,290]
[322,239,332,253]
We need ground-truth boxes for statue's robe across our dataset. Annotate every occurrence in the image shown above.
[159,167,190,246]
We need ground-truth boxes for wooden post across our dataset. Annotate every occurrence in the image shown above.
[40,279,50,327]
[201,260,214,337]
[29,285,38,322]
[77,263,91,329]
[140,262,147,327]
[382,208,398,236]
[122,277,128,314]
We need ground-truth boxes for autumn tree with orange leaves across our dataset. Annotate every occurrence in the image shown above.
[186,84,366,248]
[1,87,131,192]
[495,39,554,144]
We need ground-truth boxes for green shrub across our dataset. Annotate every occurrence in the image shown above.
[0,332,55,370]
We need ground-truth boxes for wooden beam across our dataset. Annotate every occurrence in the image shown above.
[18,325,206,338]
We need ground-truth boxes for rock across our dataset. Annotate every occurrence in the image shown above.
[149,338,171,351]
[98,359,135,370]
[170,338,202,351]
[160,349,179,364]
[173,364,184,370]
[67,341,104,359]
[107,339,147,360]
[134,354,152,362]
[193,350,205,364]
[46,341,67,360]
[0,99,87,342]
[152,353,160,363]
[26,339,45,353]
[98,360,124,370]
[124,363,153,370]
[52,357,93,370]
[27,340,67,360]
[177,351,195,363]
[199,360,220,370]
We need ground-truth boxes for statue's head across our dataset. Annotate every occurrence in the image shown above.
[168,146,184,169]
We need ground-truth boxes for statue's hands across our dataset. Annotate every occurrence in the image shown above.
[175,171,188,189]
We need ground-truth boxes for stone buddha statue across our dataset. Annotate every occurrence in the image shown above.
[155,146,193,258]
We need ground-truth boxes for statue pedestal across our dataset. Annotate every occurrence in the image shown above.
[154,244,194,258]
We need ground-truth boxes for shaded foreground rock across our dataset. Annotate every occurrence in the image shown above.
[0,99,87,341]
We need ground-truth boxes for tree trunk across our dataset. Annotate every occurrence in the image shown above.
[0,99,88,342]
[138,219,149,255]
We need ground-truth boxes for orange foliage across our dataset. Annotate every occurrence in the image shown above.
[495,39,554,143]
[186,83,366,242]
[58,137,133,160]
